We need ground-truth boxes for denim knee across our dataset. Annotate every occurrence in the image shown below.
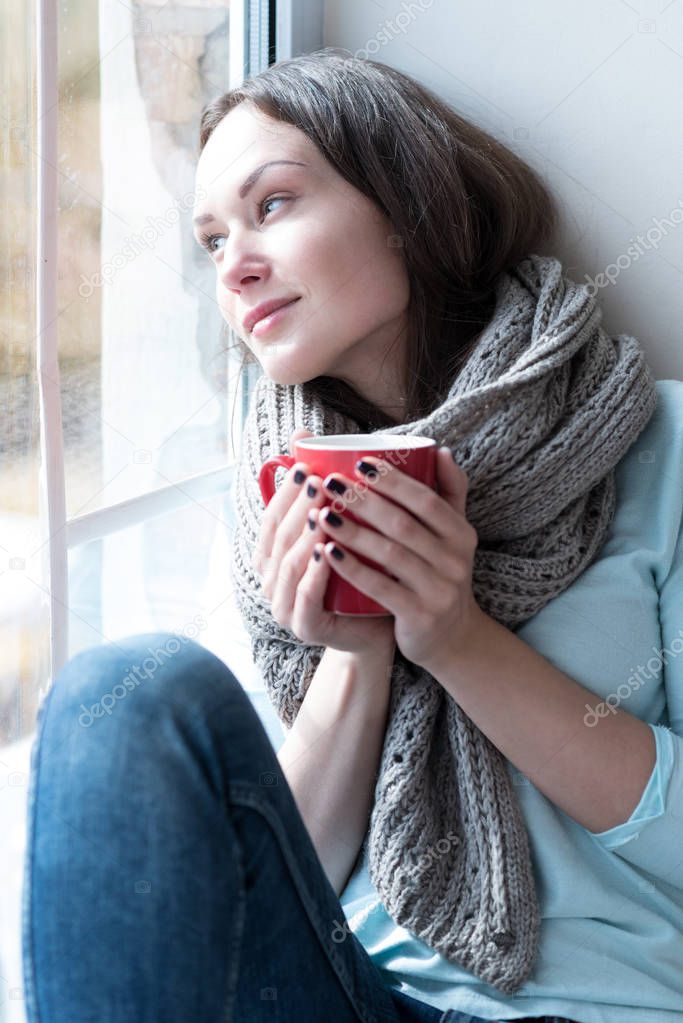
[48,632,244,733]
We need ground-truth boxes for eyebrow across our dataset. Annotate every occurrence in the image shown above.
[193,160,307,227]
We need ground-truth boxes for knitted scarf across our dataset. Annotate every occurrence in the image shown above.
[229,253,658,994]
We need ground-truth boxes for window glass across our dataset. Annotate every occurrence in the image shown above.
[1,0,47,745]
[61,1,236,520]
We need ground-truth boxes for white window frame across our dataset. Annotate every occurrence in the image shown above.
[35,0,323,680]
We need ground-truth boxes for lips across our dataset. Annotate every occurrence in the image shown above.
[243,296,300,334]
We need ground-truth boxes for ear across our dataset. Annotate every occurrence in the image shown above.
[289,428,314,456]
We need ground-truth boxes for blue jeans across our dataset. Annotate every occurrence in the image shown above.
[21,633,565,1022]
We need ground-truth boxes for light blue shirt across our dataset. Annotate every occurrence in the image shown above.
[339,379,683,1022]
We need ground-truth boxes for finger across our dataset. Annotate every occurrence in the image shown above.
[261,475,326,590]
[321,541,408,618]
[254,461,311,574]
[347,454,466,540]
[289,542,333,642]
[436,446,470,520]
[264,499,326,604]
[339,451,474,552]
[316,505,462,597]
[268,514,325,621]
[261,428,315,561]
[321,469,448,569]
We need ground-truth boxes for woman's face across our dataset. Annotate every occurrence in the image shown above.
[193,103,410,412]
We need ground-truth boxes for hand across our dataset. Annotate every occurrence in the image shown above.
[252,428,397,658]
[311,448,484,673]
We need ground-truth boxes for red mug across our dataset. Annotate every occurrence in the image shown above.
[258,434,438,616]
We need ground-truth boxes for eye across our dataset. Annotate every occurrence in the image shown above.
[197,195,288,257]
[198,232,225,255]
[260,194,287,218]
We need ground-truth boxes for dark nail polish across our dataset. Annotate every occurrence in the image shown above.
[312,547,321,561]
[325,477,347,495]
[293,469,307,485]
[307,483,318,498]
[323,510,343,528]
[307,514,316,530]
[330,544,345,560]
[356,460,378,480]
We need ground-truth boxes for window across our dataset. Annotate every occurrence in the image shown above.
[1,0,322,750]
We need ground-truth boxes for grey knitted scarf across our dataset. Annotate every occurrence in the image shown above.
[229,253,658,994]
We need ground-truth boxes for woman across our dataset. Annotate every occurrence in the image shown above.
[22,49,683,1023]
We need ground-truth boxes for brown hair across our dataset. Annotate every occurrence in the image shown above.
[198,47,558,431]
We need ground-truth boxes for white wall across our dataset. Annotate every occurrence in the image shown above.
[324,0,683,382]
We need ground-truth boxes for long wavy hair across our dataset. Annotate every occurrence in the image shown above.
[198,47,559,431]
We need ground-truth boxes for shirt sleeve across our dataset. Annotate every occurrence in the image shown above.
[586,438,683,886]
[587,723,676,848]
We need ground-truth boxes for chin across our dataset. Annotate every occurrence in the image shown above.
[259,360,326,389]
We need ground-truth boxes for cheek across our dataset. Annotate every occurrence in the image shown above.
[291,206,358,265]
[322,210,404,295]
[343,250,409,321]
[216,282,234,322]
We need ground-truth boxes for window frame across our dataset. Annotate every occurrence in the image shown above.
[35,0,323,679]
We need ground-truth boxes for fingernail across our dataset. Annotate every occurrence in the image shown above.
[312,546,322,562]
[307,483,318,498]
[355,460,378,480]
[307,514,316,530]
[293,468,307,485]
[324,476,347,495]
[323,509,343,528]
[329,544,345,560]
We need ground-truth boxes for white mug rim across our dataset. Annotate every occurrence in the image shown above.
[297,434,436,450]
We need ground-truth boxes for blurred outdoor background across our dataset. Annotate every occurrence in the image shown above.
[1,0,245,746]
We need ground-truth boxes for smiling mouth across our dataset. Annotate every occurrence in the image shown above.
[250,297,301,337]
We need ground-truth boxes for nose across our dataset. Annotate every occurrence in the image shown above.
[216,230,268,295]
[216,270,269,340]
